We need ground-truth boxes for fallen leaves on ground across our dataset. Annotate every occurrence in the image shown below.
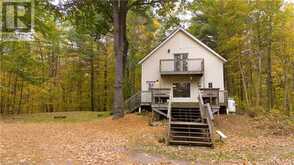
[0,113,293,165]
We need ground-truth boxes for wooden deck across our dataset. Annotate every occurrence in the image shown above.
[125,88,217,146]
[125,88,228,113]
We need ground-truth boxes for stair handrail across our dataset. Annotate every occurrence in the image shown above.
[167,88,173,144]
[205,103,214,139]
[125,91,141,112]
[198,90,214,139]
[198,90,205,119]
[167,88,173,119]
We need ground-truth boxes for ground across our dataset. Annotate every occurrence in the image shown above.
[0,111,293,165]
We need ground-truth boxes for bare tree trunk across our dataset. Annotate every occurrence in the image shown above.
[283,41,292,116]
[266,9,273,112]
[12,74,18,114]
[103,51,108,112]
[238,52,250,106]
[78,57,83,111]
[0,71,5,114]
[90,53,95,112]
[112,0,128,119]
[283,65,290,115]
[17,80,24,114]
[5,73,12,114]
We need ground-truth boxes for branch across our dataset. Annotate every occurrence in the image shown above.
[128,0,162,10]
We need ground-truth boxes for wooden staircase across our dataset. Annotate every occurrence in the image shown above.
[125,89,214,147]
[167,92,214,147]
[168,108,213,146]
[125,92,141,112]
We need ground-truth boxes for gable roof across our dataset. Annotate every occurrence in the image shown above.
[138,27,227,64]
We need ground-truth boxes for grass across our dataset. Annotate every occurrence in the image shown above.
[0,111,111,123]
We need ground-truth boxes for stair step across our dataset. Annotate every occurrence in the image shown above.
[170,128,209,132]
[170,129,209,133]
[170,126,209,130]
[171,112,200,114]
[169,140,213,146]
[171,114,201,116]
[170,132,209,137]
[171,118,201,121]
[170,121,208,126]
[171,120,202,123]
[172,108,200,111]
[171,113,201,116]
[172,109,200,111]
[171,117,201,120]
[170,135,210,140]
[171,117,201,119]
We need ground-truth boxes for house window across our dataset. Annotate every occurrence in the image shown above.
[146,81,156,90]
[174,54,188,72]
[173,83,190,97]
[208,82,213,88]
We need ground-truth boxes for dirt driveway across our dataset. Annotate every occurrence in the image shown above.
[0,114,293,165]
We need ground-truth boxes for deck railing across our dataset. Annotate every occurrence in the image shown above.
[126,88,228,112]
[160,58,204,75]
[141,91,152,104]
[198,91,214,139]
[219,90,228,106]
[125,91,141,112]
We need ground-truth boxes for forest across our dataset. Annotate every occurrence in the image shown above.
[0,0,293,117]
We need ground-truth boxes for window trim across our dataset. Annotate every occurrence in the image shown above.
[174,53,188,72]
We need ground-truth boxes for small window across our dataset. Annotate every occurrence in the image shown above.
[146,81,155,90]
[208,82,213,88]
[173,83,190,97]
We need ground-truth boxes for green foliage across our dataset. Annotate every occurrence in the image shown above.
[1,0,292,116]
[188,0,294,115]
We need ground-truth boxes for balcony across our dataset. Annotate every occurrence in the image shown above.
[160,58,204,75]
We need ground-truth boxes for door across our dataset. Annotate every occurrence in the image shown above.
[174,54,188,72]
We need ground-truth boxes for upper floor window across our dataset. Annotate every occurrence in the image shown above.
[174,53,188,72]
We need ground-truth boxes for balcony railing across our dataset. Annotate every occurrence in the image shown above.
[160,58,204,75]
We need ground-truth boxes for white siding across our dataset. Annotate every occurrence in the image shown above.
[141,31,224,102]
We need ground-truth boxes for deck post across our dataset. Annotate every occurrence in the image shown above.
[138,106,142,113]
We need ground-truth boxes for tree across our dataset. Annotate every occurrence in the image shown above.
[65,0,177,119]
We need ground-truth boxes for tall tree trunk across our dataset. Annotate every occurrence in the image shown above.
[283,65,290,115]
[0,71,5,114]
[103,51,108,112]
[112,0,128,119]
[283,41,292,116]
[12,74,18,114]
[266,4,274,112]
[256,24,263,107]
[17,80,24,114]
[238,52,249,106]
[90,53,95,112]
[78,57,83,111]
[266,14,273,112]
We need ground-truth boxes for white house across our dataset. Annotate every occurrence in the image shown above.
[125,27,228,145]
[126,27,228,115]
[137,27,227,110]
